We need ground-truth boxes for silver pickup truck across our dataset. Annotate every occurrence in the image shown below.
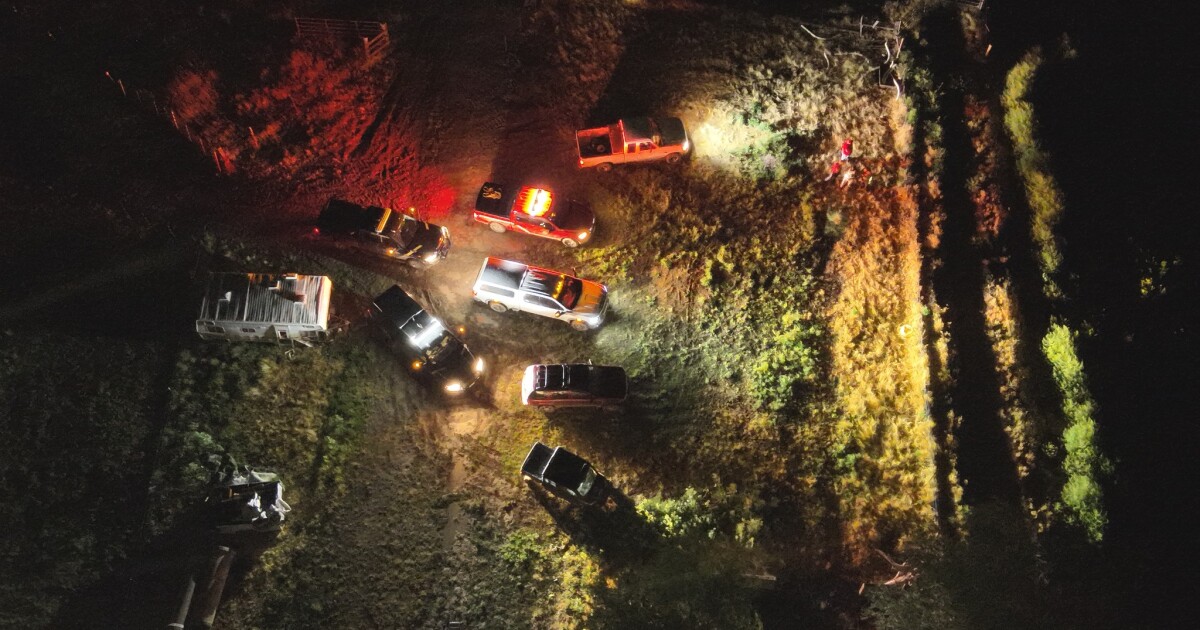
[576,117,690,172]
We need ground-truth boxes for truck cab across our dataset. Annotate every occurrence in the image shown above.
[576,117,690,172]
[520,441,606,504]
[473,183,595,247]
[316,199,450,266]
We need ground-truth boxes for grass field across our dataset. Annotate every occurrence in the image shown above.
[0,1,1020,627]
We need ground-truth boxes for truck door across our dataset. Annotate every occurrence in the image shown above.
[521,294,561,319]
[628,141,658,163]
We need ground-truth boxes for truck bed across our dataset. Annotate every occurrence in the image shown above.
[318,199,381,232]
[474,182,510,219]
[520,441,554,478]
[576,125,618,159]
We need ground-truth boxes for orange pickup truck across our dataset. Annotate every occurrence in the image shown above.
[576,117,690,172]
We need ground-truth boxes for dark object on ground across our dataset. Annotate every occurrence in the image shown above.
[521,363,628,409]
[520,441,607,504]
[316,198,450,266]
[204,463,291,534]
[370,285,484,395]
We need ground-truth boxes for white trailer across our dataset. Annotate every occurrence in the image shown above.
[196,273,333,346]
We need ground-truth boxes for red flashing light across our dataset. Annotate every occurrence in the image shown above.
[517,187,553,218]
[312,227,320,235]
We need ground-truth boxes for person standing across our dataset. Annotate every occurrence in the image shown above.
[839,161,857,188]
[824,160,842,181]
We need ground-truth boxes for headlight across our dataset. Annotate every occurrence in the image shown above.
[411,360,423,371]
[386,247,397,256]
[682,138,690,152]
[578,231,589,241]
[444,381,464,393]
[423,252,441,264]
[474,358,485,373]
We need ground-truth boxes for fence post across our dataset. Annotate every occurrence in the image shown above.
[117,79,126,97]
[171,110,179,129]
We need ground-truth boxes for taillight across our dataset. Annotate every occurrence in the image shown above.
[312,227,320,235]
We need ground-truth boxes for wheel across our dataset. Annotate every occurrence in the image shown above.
[488,221,506,233]
[665,152,683,164]
[592,140,610,154]
[596,162,613,173]
[489,301,508,313]
[561,238,578,248]
[570,319,589,332]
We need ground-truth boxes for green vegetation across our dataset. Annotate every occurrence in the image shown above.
[1003,47,1109,542]
[1003,48,1066,295]
[0,334,165,626]
[1041,324,1109,541]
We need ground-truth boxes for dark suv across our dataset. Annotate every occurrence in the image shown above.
[369,285,483,394]
[521,363,628,409]
[316,199,450,267]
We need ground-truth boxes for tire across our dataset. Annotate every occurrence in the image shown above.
[596,162,613,173]
[665,152,683,164]
[562,238,579,248]
[570,319,589,332]
[592,140,610,154]
[489,301,508,313]
[488,221,507,233]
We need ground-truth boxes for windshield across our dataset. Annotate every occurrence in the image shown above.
[397,218,421,244]
[577,468,597,496]
[403,315,456,362]
[555,277,584,309]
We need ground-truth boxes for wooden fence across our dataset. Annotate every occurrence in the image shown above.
[294,18,391,66]
[105,71,243,175]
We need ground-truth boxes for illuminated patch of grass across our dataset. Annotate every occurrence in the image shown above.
[1003,48,1066,296]
[1041,324,1108,541]
[825,165,937,553]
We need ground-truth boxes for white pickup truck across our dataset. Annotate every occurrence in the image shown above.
[576,117,690,172]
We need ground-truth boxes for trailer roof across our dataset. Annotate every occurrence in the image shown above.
[199,273,331,326]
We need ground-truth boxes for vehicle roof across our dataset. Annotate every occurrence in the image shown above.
[519,268,570,297]
[479,257,528,289]
[621,117,655,142]
[544,447,591,488]
[535,364,628,398]
[372,285,424,323]
[199,273,330,326]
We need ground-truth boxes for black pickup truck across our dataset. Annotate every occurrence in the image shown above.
[520,441,606,504]
[316,199,450,267]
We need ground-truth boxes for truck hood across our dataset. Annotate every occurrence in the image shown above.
[658,117,688,147]
[555,200,595,231]
[400,220,445,253]
[572,282,608,316]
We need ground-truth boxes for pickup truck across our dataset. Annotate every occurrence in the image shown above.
[472,257,609,331]
[520,441,607,504]
[316,199,450,266]
[576,117,690,172]
[473,183,594,248]
[369,285,484,395]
